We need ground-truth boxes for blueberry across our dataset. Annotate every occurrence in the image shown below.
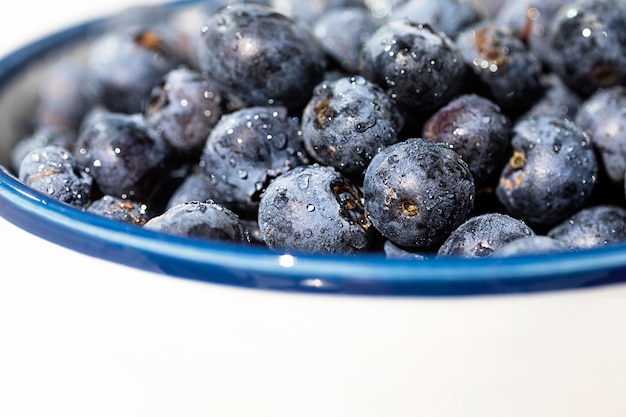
[18,144,93,207]
[10,126,75,174]
[389,0,485,38]
[520,73,582,121]
[196,3,327,112]
[73,112,176,202]
[199,106,309,215]
[86,194,151,226]
[436,212,536,258]
[35,56,96,131]
[165,164,217,210]
[257,164,372,254]
[144,200,253,244]
[496,115,598,227]
[422,93,511,187]
[301,75,404,177]
[312,6,380,74]
[383,240,427,260]
[144,66,224,156]
[455,21,543,116]
[491,235,569,257]
[575,85,626,184]
[88,25,188,114]
[270,0,366,23]
[363,137,475,249]
[359,19,466,114]
[548,0,626,98]
[495,0,576,65]
[547,204,626,250]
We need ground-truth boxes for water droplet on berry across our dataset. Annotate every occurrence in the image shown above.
[297,173,311,190]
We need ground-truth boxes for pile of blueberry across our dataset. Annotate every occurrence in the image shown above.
[12,0,626,259]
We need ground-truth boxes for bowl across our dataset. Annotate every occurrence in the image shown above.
[1,0,626,297]
[1,2,626,416]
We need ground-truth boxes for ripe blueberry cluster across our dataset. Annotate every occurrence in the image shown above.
[12,0,626,257]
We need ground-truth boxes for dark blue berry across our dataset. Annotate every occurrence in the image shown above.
[258,164,372,254]
[18,144,93,207]
[575,85,626,184]
[359,19,466,114]
[547,204,626,250]
[35,57,96,131]
[88,25,188,114]
[86,194,150,226]
[422,93,511,187]
[165,164,217,210]
[196,3,327,112]
[436,212,536,258]
[491,235,569,257]
[312,7,380,74]
[144,66,224,156]
[270,0,365,23]
[455,22,543,116]
[520,73,582,121]
[496,115,598,226]
[389,0,485,38]
[301,75,404,177]
[10,126,75,174]
[548,0,626,98]
[144,200,252,244]
[199,106,309,215]
[383,240,427,260]
[73,112,176,202]
[363,137,475,249]
[495,0,576,65]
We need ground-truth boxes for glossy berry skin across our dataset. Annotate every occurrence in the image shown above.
[144,67,223,156]
[88,25,187,114]
[422,93,511,187]
[73,112,175,202]
[548,0,626,98]
[312,7,380,75]
[389,0,485,38]
[455,22,543,116]
[144,200,252,244]
[547,204,626,250]
[495,0,576,65]
[575,85,626,184]
[10,126,75,174]
[18,144,93,207]
[301,75,404,177]
[196,3,327,112]
[200,106,309,215]
[383,240,427,260]
[359,19,466,114]
[165,165,217,210]
[35,57,96,131]
[86,195,150,226]
[258,164,372,254]
[520,73,582,122]
[363,137,475,249]
[436,212,536,258]
[492,235,569,257]
[496,116,598,227]
[270,0,364,23]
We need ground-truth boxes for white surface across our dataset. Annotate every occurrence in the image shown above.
[1,2,626,417]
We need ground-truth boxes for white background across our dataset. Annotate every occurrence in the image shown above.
[1,1,626,417]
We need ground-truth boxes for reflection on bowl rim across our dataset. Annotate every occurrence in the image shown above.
[0,0,625,297]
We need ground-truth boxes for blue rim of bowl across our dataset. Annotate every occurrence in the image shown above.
[1,1,626,297]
